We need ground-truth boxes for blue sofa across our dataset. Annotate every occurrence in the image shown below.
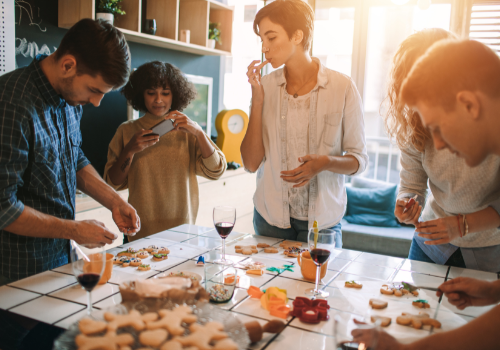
[341,177,415,258]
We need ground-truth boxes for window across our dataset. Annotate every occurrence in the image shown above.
[469,3,500,53]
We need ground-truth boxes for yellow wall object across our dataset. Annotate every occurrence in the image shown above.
[215,109,249,165]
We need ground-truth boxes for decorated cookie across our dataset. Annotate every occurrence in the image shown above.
[121,259,131,267]
[158,247,170,254]
[138,264,151,271]
[279,241,303,249]
[137,251,149,259]
[175,321,228,349]
[283,246,305,258]
[257,243,270,248]
[213,338,239,350]
[235,245,258,255]
[130,257,142,267]
[369,299,388,309]
[412,300,430,309]
[396,312,441,329]
[345,281,363,289]
[381,283,418,297]
[113,257,123,265]
[146,245,160,252]
[152,253,168,261]
[146,305,197,335]
[160,340,183,350]
[371,316,391,327]
[104,310,158,332]
[75,331,134,350]
[78,318,107,335]
[139,329,168,348]
[264,247,279,253]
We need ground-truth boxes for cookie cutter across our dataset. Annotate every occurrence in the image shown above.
[247,286,264,298]
[290,297,330,324]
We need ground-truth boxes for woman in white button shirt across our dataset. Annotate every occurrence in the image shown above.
[241,0,368,245]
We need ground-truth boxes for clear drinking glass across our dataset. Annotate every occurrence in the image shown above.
[205,262,237,303]
[305,228,336,298]
[213,206,236,265]
[71,243,106,314]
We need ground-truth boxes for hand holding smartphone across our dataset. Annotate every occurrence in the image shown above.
[144,119,175,138]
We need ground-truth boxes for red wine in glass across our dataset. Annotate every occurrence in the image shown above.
[310,248,331,265]
[215,222,234,238]
[77,273,101,292]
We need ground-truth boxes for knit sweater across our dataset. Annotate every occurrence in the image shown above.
[398,142,500,248]
[103,113,226,241]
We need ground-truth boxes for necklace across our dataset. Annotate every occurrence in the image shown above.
[286,69,317,98]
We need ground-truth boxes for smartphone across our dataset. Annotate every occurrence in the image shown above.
[144,119,175,138]
[402,195,418,214]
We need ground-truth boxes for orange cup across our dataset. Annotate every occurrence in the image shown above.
[84,253,114,285]
[297,251,327,282]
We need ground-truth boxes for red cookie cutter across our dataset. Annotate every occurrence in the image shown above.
[290,297,330,324]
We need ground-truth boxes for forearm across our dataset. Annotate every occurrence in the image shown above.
[403,305,500,350]
[107,149,134,188]
[241,102,265,172]
[77,164,125,211]
[320,155,359,175]
[4,206,73,240]
[463,207,500,234]
[195,131,215,159]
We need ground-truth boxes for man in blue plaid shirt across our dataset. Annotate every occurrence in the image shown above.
[0,18,141,349]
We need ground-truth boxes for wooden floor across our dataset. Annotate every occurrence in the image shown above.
[75,168,257,251]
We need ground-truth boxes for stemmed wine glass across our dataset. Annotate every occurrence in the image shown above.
[71,242,106,314]
[305,228,336,298]
[213,206,236,265]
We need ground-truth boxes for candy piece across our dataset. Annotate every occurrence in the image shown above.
[247,269,264,276]
[196,256,205,266]
[261,287,288,311]
[248,286,264,298]
[269,304,290,319]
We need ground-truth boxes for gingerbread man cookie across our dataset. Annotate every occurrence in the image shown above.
[279,241,303,249]
[369,299,388,309]
[139,329,168,348]
[130,257,142,267]
[78,318,107,335]
[146,305,197,335]
[264,247,279,253]
[145,245,160,252]
[75,332,134,350]
[235,245,258,255]
[104,310,158,332]
[213,338,239,350]
[175,321,228,349]
[396,312,441,329]
[257,243,270,248]
[412,299,430,309]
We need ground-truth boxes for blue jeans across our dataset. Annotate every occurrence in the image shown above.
[253,208,343,248]
[408,238,466,268]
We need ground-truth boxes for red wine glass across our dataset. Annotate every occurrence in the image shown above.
[71,242,106,314]
[306,228,336,298]
[213,206,236,265]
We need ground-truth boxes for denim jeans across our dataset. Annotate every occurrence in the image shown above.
[408,238,466,268]
[253,208,343,248]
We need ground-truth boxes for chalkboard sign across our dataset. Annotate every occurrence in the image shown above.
[15,0,222,176]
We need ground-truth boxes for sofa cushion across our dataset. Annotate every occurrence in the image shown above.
[345,183,399,227]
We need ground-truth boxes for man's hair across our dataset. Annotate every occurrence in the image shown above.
[400,39,500,111]
[55,19,130,88]
[253,0,314,52]
[121,61,197,113]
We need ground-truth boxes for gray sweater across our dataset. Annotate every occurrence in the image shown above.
[398,142,500,248]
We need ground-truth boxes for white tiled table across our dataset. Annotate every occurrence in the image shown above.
[0,224,498,349]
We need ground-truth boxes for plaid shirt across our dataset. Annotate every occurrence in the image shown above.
[0,55,90,281]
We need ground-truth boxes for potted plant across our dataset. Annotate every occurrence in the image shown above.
[208,22,222,49]
[96,0,126,25]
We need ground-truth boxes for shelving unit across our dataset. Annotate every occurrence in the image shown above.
[58,0,233,56]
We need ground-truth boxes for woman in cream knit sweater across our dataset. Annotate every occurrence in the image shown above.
[104,61,226,241]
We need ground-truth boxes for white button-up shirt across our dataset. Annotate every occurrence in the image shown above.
[245,59,368,230]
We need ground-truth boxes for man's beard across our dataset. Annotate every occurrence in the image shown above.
[60,76,80,105]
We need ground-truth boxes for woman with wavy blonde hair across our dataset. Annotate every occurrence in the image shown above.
[386,29,500,272]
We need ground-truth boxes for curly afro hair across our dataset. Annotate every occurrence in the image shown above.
[122,61,197,113]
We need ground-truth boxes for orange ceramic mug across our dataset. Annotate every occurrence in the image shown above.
[84,253,114,285]
[297,251,327,282]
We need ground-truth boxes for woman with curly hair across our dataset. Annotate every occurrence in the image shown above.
[104,61,226,241]
[386,29,500,272]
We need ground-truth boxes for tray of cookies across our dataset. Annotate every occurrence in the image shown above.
[54,300,250,350]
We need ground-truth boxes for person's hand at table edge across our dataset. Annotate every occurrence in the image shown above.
[111,200,141,236]
[436,277,500,309]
